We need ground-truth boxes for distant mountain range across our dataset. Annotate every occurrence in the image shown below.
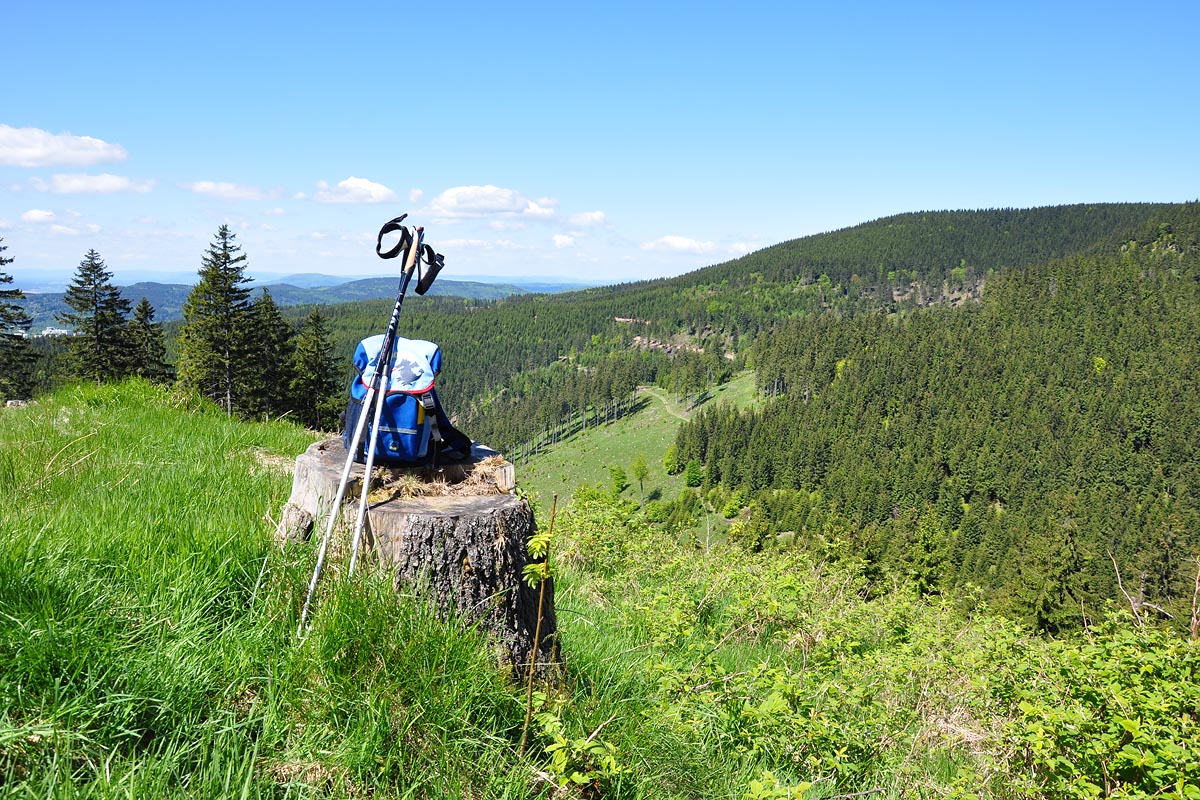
[17,275,591,332]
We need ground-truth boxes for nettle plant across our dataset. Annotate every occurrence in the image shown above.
[996,614,1200,799]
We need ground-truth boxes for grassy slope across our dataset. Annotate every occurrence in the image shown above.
[4,381,1197,799]
[517,372,760,534]
[0,382,533,798]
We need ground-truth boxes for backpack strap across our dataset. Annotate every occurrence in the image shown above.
[420,390,471,462]
[419,392,443,448]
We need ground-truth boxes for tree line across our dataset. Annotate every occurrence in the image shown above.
[0,229,342,430]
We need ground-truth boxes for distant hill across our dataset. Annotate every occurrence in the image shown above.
[17,276,533,331]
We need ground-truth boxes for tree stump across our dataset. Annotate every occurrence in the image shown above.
[278,438,558,680]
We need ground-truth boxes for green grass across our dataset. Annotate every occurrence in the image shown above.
[4,380,1196,799]
[0,381,534,798]
[696,369,761,411]
[517,372,760,506]
[516,390,682,508]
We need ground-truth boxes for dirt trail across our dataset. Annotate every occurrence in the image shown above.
[639,386,689,421]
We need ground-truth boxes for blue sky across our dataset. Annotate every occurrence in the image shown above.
[2,0,1197,288]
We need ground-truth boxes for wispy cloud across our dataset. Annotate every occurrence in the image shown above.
[569,210,607,226]
[0,125,127,168]
[314,176,397,204]
[640,235,718,255]
[31,173,154,194]
[183,181,266,200]
[21,209,56,223]
[441,238,522,251]
[552,234,575,248]
[429,185,556,220]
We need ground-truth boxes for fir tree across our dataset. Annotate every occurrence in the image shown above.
[58,249,132,383]
[128,297,172,383]
[178,225,253,414]
[0,237,34,401]
[288,307,341,430]
[245,288,294,419]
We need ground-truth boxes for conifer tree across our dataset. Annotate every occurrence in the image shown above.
[58,249,132,383]
[288,307,341,430]
[245,288,293,419]
[178,225,253,414]
[128,297,172,383]
[0,237,34,401]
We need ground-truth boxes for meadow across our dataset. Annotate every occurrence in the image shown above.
[2,381,1197,798]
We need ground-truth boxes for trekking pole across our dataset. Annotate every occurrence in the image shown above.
[297,215,420,634]
[348,225,424,575]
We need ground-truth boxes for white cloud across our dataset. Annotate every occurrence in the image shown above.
[21,209,56,223]
[183,181,266,200]
[441,238,521,251]
[640,235,718,255]
[314,176,397,204]
[32,173,154,194]
[408,188,424,204]
[339,231,375,247]
[136,216,155,225]
[552,234,575,249]
[265,207,285,216]
[0,125,128,167]
[569,210,607,226]
[524,200,556,219]
[49,224,79,236]
[428,185,557,220]
[0,218,11,229]
[489,220,526,231]
[726,241,755,255]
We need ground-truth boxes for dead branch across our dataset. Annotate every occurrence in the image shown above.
[1108,551,1143,626]
[1191,557,1200,642]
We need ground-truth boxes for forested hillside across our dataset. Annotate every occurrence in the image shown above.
[157,202,1200,632]
[323,201,1199,633]
[282,203,1198,462]
[673,235,1200,630]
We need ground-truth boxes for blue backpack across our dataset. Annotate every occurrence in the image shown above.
[343,335,471,464]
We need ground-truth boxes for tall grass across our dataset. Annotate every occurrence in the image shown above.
[0,381,532,798]
[5,381,1196,798]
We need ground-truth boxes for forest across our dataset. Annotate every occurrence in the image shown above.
[5,202,1199,633]
[672,238,1199,632]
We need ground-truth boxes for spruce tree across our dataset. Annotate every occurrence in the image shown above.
[0,237,34,401]
[128,297,172,383]
[58,249,132,383]
[245,288,294,419]
[178,225,253,414]
[288,307,341,430]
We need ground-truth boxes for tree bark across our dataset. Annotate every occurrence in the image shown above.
[278,438,557,680]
